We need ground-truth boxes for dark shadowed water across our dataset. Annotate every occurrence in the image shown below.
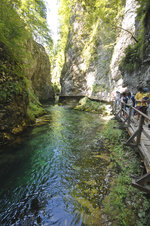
[0,105,111,225]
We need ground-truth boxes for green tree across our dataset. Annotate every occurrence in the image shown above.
[0,0,30,65]
[11,0,53,48]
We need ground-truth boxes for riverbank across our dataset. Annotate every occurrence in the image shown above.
[101,118,150,225]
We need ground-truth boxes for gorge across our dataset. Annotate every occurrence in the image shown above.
[1,0,150,145]
[1,0,150,225]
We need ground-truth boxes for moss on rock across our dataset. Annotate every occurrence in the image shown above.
[74,97,109,115]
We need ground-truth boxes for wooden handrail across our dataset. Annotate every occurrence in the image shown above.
[113,101,150,146]
[113,101,150,193]
[120,101,150,121]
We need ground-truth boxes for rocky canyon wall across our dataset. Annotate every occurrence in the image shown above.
[110,0,138,93]
[60,2,116,101]
[121,3,150,93]
[60,0,149,100]
[0,39,54,145]
[25,40,54,102]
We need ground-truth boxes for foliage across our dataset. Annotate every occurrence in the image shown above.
[136,0,150,15]
[11,0,53,48]
[52,82,61,95]
[102,120,150,225]
[119,43,142,73]
[92,84,106,93]
[51,0,72,86]
[0,0,52,66]
[0,78,26,103]
[24,78,46,122]
[0,0,51,124]
[0,0,30,65]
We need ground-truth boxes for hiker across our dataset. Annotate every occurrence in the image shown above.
[126,91,134,114]
[135,86,149,121]
[143,87,150,129]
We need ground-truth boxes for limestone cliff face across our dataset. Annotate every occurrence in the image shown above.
[60,3,114,101]
[60,6,89,97]
[26,40,54,102]
[110,0,138,93]
[60,0,140,100]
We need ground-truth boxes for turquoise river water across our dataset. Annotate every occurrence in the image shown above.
[0,105,111,225]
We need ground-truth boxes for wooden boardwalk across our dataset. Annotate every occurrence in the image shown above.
[113,102,150,193]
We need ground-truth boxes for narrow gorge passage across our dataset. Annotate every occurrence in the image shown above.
[0,105,111,225]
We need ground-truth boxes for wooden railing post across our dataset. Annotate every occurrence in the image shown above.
[136,115,145,145]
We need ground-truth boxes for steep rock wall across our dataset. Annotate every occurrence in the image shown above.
[60,3,115,101]
[121,4,150,93]
[110,0,138,93]
[60,0,139,100]
[26,40,54,102]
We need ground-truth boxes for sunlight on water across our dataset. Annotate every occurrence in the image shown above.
[0,105,111,225]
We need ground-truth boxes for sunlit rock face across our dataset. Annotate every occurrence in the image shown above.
[60,6,88,97]
[60,3,113,101]
[26,40,54,102]
[61,0,138,101]
[110,0,138,93]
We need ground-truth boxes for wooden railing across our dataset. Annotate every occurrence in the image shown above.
[113,101,150,146]
[113,101,150,193]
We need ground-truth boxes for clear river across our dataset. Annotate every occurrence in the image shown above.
[0,105,111,225]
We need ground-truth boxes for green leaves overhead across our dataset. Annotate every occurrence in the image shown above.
[0,0,29,63]
[11,0,52,46]
[0,0,52,65]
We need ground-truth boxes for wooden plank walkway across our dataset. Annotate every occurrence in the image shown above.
[113,102,150,193]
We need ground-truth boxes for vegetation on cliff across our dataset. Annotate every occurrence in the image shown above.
[0,0,52,89]
[119,0,150,73]
[52,0,125,91]
[0,0,53,144]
